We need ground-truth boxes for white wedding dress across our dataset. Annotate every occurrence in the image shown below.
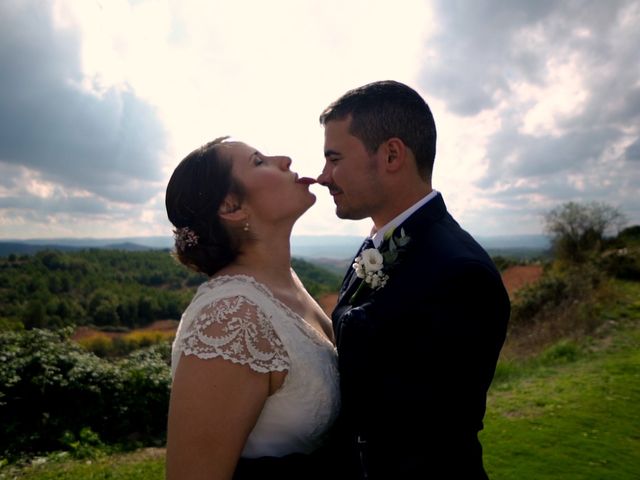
[171,274,340,458]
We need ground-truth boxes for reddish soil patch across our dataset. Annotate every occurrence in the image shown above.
[501,264,543,297]
[72,327,119,341]
[142,319,179,332]
[318,292,339,317]
[71,319,179,341]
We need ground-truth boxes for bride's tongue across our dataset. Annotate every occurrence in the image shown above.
[296,177,317,185]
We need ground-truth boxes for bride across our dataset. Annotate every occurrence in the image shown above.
[164,137,339,479]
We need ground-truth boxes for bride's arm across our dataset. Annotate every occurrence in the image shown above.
[166,354,270,480]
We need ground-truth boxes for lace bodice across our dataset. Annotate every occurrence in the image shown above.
[172,275,340,458]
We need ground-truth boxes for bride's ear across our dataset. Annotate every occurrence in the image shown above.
[218,194,248,223]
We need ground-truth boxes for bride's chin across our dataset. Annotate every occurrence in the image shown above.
[293,198,316,219]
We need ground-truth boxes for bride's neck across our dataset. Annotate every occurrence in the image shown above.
[229,231,295,287]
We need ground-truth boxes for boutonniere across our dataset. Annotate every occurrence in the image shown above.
[350,227,411,303]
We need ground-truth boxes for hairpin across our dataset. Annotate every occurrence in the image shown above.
[173,226,199,250]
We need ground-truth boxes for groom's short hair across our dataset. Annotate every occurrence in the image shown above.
[319,80,437,180]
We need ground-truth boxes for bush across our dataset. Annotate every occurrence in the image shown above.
[510,273,568,323]
[492,255,518,272]
[0,329,171,460]
[600,247,640,281]
[510,265,603,326]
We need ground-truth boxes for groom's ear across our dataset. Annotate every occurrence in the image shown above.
[383,138,406,173]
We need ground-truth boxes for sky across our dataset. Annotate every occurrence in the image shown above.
[0,0,638,241]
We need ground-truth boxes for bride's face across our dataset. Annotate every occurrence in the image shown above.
[217,141,316,225]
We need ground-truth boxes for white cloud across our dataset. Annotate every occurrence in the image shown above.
[1,0,638,240]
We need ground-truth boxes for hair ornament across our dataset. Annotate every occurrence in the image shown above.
[174,226,199,250]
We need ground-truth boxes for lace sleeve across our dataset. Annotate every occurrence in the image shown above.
[179,295,290,373]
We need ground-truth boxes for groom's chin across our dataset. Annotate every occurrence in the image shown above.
[336,209,367,221]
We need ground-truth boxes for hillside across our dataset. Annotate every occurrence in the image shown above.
[0,249,340,332]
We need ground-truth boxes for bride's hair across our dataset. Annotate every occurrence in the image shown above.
[165,137,246,276]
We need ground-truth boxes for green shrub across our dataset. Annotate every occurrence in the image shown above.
[511,273,568,323]
[600,247,640,281]
[538,340,581,365]
[491,255,518,272]
[0,329,171,461]
[59,427,106,460]
[510,264,603,326]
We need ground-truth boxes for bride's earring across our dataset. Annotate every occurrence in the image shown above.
[243,221,250,232]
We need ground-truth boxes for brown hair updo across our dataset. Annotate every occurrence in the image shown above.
[165,137,245,276]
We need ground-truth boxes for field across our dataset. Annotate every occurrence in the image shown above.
[4,278,638,480]
[482,280,640,479]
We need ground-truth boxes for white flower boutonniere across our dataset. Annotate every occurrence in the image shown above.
[350,227,411,303]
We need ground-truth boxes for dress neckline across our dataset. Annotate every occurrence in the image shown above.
[205,274,336,349]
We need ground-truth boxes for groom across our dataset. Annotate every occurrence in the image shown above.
[317,81,510,479]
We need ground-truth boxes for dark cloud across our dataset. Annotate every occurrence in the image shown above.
[0,164,124,217]
[422,0,640,228]
[0,1,167,205]
[624,137,640,162]
[478,125,619,182]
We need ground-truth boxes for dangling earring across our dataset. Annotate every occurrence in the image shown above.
[243,221,250,232]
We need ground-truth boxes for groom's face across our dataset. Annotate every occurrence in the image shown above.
[318,116,385,221]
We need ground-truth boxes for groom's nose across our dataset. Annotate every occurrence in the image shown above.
[316,163,332,186]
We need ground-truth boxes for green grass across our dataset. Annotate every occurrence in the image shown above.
[4,280,639,480]
[482,329,640,479]
[0,449,165,480]
[481,280,640,479]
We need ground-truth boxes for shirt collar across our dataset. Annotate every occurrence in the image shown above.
[370,190,438,248]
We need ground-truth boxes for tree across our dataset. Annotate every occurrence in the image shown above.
[544,201,627,263]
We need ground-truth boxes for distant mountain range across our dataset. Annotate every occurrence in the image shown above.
[0,234,551,260]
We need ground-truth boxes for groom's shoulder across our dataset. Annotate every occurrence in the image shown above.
[411,214,495,269]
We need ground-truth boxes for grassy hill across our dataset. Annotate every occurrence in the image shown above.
[481,279,640,479]
[4,280,638,479]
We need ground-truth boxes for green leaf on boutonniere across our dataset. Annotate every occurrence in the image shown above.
[396,228,410,247]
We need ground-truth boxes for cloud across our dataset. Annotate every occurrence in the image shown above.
[0,0,167,205]
[420,0,640,232]
[1,0,637,239]
[624,137,640,162]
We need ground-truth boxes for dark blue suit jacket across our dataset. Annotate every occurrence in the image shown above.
[329,193,510,479]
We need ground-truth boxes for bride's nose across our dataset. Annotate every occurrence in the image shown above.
[278,156,292,170]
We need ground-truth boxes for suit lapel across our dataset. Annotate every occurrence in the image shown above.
[333,194,448,324]
[336,237,375,305]
[335,193,448,308]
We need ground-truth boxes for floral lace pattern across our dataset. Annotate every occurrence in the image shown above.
[179,295,290,373]
[171,275,340,457]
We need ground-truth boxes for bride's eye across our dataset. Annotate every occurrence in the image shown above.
[253,155,264,166]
